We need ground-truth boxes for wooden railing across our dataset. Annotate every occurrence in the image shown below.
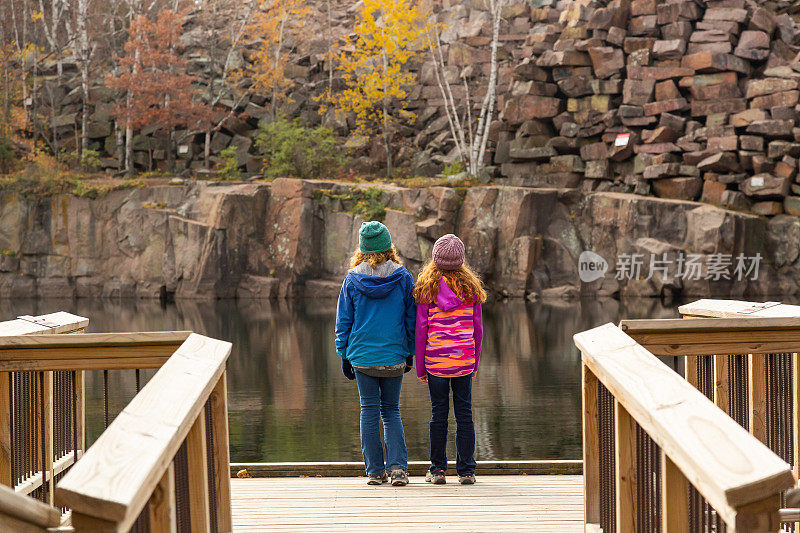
[0,312,89,505]
[0,328,190,506]
[575,322,795,532]
[54,333,232,532]
[0,481,60,531]
[622,302,800,529]
[0,313,232,531]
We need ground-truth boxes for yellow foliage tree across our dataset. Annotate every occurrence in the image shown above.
[325,0,428,176]
[246,0,310,114]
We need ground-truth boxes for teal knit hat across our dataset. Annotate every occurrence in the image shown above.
[359,221,392,254]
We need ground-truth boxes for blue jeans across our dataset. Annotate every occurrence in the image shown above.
[354,371,408,476]
[428,373,476,476]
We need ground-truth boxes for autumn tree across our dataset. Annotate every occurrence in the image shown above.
[0,7,29,174]
[35,0,69,81]
[325,0,428,176]
[0,40,24,173]
[245,0,309,116]
[106,9,211,173]
[426,0,509,177]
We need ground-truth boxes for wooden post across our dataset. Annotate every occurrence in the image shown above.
[733,494,782,533]
[685,356,697,388]
[42,372,53,505]
[186,415,210,533]
[210,372,232,532]
[661,452,689,533]
[793,352,800,532]
[582,362,600,527]
[714,355,729,414]
[749,353,767,443]
[615,400,637,533]
[149,463,176,533]
[75,370,85,455]
[0,372,10,486]
[71,513,117,532]
[74,328,86,457]
[793,352,800,483]
[683,316,698,390]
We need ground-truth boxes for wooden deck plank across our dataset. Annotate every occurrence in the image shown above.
[230,476,583,532]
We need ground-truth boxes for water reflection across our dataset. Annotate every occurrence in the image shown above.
[1,297,686,461]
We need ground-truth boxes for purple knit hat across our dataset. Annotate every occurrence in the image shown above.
[432,234,465,270]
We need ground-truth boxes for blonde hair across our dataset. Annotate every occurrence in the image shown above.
[349,245,403,270]
[413,261,487,304]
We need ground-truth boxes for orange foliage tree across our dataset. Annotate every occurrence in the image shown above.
[245,0,309,115]
[106,9,211,173]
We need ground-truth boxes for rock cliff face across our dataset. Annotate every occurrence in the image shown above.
[0,179,797,299]
[35,0,800,219]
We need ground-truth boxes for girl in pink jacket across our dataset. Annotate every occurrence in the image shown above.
[413,234,485,485]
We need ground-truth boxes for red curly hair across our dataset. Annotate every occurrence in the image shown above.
[413,261,487,304]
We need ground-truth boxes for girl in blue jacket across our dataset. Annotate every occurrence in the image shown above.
[335,221,416,486]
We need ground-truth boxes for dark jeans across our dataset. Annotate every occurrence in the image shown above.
[427,373,476,476]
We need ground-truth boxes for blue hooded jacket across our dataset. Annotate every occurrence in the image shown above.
[335,262,416,367]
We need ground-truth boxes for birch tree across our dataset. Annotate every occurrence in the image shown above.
[36,0,69,79]
[199,0,256,168]
[9,0,34,139]
[75,0,92,161]
[426,0,508,176]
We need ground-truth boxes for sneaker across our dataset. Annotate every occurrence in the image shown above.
[367,471,388,485]
[390,469,409,486]
[459,474,476,485]
[425,469,446,484]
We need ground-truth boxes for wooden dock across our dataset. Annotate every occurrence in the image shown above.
[4,302,799,533]
[230,475,584,532]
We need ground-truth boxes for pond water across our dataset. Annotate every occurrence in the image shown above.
[3,297,687,462]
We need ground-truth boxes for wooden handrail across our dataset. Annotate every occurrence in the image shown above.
[0,312,89,337]
[679,299,800,319]
[0,331,192,371]
[0,482,60,531]
[620,317,800,355]
[621,316,800,332]
[575,322,794,530]
[55,333,232,532]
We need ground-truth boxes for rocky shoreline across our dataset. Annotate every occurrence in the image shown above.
[1,178,798,300]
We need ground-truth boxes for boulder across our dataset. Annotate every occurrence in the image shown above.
[504,95,563,124]
[652,177,702,200]
[384,209,422,262]
[741,174,791,199]
[766,215,800,267]
[588,47,624,78]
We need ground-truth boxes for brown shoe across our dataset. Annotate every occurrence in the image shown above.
[367,471,388,485]
[426,469,446,484]
[390,469,408,486]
